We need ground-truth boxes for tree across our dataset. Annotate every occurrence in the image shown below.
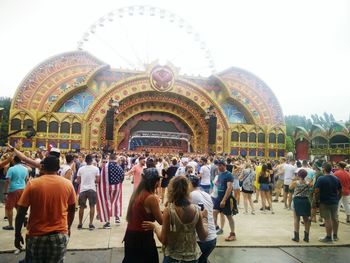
[0,97,11,145]
[285,112,339,136]
[284,115,312,136]
[286,135,295,153]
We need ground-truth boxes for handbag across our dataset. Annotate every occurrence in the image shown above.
[239,170,250,187]
[229,194,239,215]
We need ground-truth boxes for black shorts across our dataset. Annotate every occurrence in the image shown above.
[242,188,254,194]
[212,195,238,216]
[78,190,97,208]
[283,184,294,193]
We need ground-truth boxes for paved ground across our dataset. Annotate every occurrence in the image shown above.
[1,178,349,253]
[1,247,350,263]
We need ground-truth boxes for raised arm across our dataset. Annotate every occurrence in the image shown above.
[12,147,40,168]
[0,154,13,168]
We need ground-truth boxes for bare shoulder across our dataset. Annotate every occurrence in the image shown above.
[144,193,159,205]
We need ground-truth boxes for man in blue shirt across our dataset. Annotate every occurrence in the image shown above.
[314,163,342,243]
[212,160,237,242]
[3,156,28,230]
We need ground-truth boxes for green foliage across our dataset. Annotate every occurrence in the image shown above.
[284,115,313,136]
[0,97,11,145]
[285,112,340,137]
[286,136,295,153]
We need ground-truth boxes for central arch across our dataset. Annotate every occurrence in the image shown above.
[118,111,193,152]
[84,73,230,153]
[96,93,209,153]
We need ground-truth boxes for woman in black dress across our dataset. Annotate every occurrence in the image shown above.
[160,158,178,204]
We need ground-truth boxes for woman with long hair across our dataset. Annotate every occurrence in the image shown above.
[144,176,208,263]
[258,164,274,214]
[122,168,163,263]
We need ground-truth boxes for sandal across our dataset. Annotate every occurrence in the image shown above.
[225,232,236,241]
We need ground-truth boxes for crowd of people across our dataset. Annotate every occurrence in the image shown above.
[0,141,349,263]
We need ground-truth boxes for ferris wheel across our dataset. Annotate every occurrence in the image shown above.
[77,5,216,76]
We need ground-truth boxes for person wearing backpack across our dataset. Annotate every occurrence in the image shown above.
[289,169,311,242]
[240,163,256,215]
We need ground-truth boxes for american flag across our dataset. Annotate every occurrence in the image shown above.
[108,162,124,185]
[96,162,124,223]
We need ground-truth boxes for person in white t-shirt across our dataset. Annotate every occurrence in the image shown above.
[189,175,217,263]
[175,158,188,177]
[77,154,100,230]
[281,159,297,209]
[199,157,211,193]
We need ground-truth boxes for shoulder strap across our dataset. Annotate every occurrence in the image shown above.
[295,183,309,196]
[241,170,251,182]
[169,203,176,232]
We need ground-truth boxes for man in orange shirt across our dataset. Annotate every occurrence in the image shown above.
[15,155,76,262]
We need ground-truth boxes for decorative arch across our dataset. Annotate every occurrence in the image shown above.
[11,51,107,112]
[84,75,229,153]
[212,67,284,125]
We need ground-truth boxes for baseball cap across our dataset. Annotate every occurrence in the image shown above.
[41,155,60,172]
[49,147,61,158]
[217,159,226,166]
[38,146,47,151]
[142,167,162,181]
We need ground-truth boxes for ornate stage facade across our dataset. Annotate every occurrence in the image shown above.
[9,51,286,156]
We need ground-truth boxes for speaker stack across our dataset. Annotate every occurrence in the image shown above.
[208,116,217,144]
[105,109,115,140]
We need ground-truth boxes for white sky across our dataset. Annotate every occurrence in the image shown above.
[0,0,349,121]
